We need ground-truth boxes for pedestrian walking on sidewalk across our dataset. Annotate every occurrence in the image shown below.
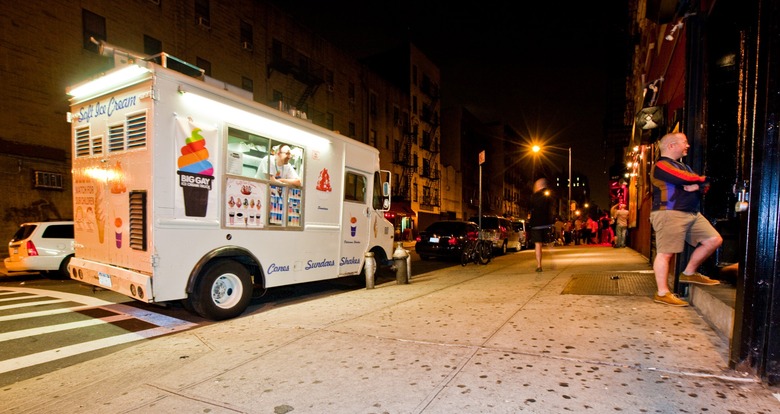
[528,178,554,272]
[650,132,723,306]
[613,203,629,247]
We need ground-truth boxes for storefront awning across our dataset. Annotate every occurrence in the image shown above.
[389,201,415,216]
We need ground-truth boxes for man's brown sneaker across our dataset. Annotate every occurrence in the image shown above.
[654,292,689,307]
[679,272,720,286]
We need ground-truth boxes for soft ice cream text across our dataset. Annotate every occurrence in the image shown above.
[77,95,138,123]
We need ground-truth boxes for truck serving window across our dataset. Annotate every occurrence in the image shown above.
[226,127,270,177]
[225,127,304,185]
[224,126,305,230]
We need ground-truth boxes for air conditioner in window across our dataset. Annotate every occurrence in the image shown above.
[241,41,253,51]
[197,16,211,29]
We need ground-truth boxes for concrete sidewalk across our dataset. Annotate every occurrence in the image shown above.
[4,246,779,413]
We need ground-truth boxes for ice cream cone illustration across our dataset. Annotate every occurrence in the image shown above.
[94,184,106,244]
[177,124,214,217]
[114,217,122,248]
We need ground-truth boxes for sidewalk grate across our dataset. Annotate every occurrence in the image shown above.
[562,272,656,296]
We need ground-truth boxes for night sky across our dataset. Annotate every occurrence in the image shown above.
[270,1,613,207]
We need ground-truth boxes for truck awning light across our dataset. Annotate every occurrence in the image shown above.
[180,91,331,150]
[68,65,150,99]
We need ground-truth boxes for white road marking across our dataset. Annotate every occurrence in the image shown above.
[0,287,197,374]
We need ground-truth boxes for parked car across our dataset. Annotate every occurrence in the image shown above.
[511,219,528,250]
[4,221,74,278]
[415,220,480,261]
[468,215,518,255]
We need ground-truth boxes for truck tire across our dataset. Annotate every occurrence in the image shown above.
[190,259,252,320]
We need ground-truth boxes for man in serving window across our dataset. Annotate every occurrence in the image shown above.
[255,144,301,186]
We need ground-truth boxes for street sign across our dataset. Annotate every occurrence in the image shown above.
[479,150,485,165]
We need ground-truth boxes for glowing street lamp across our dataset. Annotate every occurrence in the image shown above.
[531,145,572,221]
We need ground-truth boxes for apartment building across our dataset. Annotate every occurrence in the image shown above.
[0,0,448,245]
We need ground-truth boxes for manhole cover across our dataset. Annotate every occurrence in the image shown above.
[562,272,657,296]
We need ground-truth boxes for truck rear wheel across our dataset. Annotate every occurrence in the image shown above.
[190,259,252,320]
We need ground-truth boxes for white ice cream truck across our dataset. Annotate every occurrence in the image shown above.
[66,43,395,320]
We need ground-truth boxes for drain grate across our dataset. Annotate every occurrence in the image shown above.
[562,272,657,296]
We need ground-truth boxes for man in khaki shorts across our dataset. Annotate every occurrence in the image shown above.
[649,132,723,306]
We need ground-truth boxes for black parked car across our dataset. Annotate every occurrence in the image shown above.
[415,220,480,261]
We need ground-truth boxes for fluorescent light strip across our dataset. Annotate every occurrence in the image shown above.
[68,65,151,99]
[180,91,331,150]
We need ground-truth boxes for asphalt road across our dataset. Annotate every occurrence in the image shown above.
[0,247,475,387]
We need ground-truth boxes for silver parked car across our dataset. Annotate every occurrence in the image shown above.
[468,215,519,255]
[511,220,528,250]
[4,221,74,278]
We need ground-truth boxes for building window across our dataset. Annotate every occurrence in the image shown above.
[412,65,418,86]
[241,76,253,93]
[33,171,64,190]
[196,57,211,76]
[369,129,377,147]
[326,112,334,130]
[348,122,356,138]
[385,135,390,149]
[412,96,417,116]
[82,9,105,53]
[240,20,253,50]
[369,93,377,116]
[348,82,355,104]
[195,0,210,26]
[325,70,335,92]
[144,35,162,56]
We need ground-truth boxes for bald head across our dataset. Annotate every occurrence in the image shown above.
[533,178,548,193]
[659,132,689,158]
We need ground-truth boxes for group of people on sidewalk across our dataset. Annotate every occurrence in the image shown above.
[542,202,629,248]
[527,132,722,307]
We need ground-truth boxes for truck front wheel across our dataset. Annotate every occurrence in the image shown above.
[190,259,252,320]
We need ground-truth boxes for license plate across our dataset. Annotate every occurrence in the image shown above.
[429,237,439,243]
[98,272,112,288]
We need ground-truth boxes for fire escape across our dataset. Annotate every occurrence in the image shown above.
[266,39,325,113]
[418,79,440,209]
[392,119,417,202]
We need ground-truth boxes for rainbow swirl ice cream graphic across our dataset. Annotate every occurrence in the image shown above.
[177,125,215,217]
[178,128,214,176]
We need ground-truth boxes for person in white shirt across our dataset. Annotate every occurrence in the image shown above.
[255,145,301,186]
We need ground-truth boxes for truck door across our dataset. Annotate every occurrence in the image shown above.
[340,169,371,276]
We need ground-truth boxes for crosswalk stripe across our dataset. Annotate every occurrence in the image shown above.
[0,287,198,375]
[0,313,132,341]
[0,324,195,374]
[0,299,69,310]
[0,287,115,306]
[0,306,95,322]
